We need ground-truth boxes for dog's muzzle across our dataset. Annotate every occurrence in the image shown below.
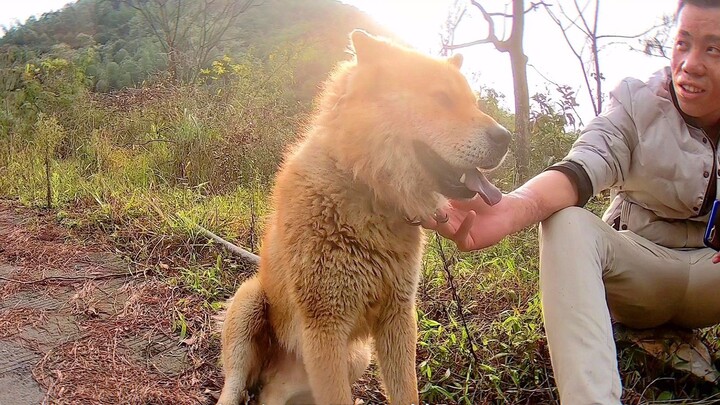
[411,140,504,205]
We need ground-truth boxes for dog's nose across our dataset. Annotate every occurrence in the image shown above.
[488,126,512,148]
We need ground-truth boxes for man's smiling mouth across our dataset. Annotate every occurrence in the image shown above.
[677,80,705,94]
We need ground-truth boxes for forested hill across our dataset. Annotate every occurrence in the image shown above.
[0,0,392,99]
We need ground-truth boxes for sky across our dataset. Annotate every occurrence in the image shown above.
[0,0,73,30]
[0,0,679,126]
[341,0,679,127]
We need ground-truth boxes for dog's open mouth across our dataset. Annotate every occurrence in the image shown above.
[412,141,502,205]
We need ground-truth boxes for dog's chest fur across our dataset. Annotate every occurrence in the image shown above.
[261,144,425,339]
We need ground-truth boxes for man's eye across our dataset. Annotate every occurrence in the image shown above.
[433,91,454,109]
[675,40,689,50]
[708,46,720,56]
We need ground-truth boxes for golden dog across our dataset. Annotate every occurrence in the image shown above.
[218,30,511,405]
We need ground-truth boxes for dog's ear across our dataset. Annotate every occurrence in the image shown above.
[350,29,389,64]
[448,53,463,69]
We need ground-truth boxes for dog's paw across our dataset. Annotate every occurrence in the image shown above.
[216,389,249,405]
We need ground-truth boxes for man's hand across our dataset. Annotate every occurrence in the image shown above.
[421,195,516,252]
[422,170,581,252]
[713,252,720,264]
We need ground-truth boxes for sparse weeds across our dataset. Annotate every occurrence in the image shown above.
[417,227,552,404]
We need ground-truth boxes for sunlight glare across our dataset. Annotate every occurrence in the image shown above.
[341,0,452,53]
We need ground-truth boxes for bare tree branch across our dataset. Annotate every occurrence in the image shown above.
[118,0,257,82]
[444,1,548,52]
[486,1,551,18]
[596,22,666,40]
[542,0,669,117]
[196,224,259,265]
[573,0,596,39]
[469,0,503,47]
[444,38,497,51]
[542,1,599,115]
[440,4,466,56]
[556,0,590,37]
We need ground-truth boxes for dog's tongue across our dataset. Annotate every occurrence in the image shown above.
[463,169,502,206]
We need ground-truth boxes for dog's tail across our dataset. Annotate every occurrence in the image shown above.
[217,275,273,405]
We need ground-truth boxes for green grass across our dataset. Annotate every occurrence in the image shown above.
[414,227,552,404]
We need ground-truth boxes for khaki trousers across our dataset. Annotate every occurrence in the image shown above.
[539,207,720,405]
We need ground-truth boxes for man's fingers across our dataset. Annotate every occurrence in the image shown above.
[421,208,480,251]
[713,252,720,264]
[455,210,477,251]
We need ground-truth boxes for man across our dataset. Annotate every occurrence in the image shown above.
[422,0,720,403]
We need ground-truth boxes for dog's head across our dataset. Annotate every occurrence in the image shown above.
[315,30,511,219]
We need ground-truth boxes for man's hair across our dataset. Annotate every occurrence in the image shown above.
[677,0,720,16]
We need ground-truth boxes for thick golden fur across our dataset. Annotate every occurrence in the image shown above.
[218,30,510,405]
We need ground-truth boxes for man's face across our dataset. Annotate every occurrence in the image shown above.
[671,3,720,130]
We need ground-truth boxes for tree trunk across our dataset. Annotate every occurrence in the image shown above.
[509,0,530,185]
[510,49,530,185]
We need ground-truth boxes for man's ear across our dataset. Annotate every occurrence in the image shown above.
[350,29,389,64]
[448,53,463,69]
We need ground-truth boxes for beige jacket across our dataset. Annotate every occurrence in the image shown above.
[564,67,718,248]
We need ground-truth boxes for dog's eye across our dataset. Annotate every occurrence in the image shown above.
[432,91,454,109]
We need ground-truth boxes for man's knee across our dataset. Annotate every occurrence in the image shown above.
[540,206,603,245]
[539,207,612,307]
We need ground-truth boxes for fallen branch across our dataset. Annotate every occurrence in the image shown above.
[195,225,260,265]
[0,272,132,285]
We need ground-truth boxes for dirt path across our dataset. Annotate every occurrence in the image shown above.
[0,201,219,404]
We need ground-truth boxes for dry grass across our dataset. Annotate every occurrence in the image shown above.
[0,200,227,404]
[32,280,222,405]
[0,308,47,338]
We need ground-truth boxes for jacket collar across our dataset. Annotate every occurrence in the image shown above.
[667,75,703,129]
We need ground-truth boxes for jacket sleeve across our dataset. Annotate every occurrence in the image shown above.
[562,79,639,196]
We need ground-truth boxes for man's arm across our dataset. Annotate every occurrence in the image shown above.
[426,79,643,251]
[423,169,579,252]
[506,169,581,230]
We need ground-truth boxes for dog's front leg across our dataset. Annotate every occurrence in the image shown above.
[302,326,353,405]
[374,303,419,405]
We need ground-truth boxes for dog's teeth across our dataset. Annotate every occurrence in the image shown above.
[459,173,466,183]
